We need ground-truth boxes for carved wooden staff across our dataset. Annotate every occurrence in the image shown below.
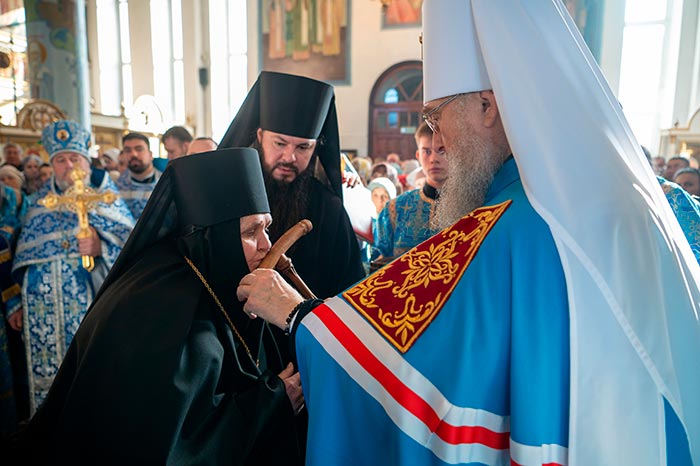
[38,168,118,272]
[258,219,317,299]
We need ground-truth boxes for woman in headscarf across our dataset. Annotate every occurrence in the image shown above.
[13,148,306,465]
[363,177,397,270]
[369,161,402,196]
[0,166,26,220]
[20,155,44,195]
[350,155,372,185]
[367,177,397,218]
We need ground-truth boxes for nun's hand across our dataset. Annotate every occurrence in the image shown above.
[279,362,305,414]
[237,268,303,329]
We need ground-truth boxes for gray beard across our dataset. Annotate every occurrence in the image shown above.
[432,130,508,231]
[55,177,72,192]
[55,172,90,192]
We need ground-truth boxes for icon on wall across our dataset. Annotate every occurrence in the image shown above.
[382,0,422,29]
[260,0,350,84]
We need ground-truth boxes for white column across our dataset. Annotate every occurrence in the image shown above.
[86,0,101,114]
[128,0,154,99]
[182,0,212,137]
[598,0,626,96]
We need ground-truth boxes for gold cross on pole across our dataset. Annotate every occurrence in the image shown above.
[38,168,118,272]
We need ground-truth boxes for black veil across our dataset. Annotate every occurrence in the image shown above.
[91,147,270,308]
[219,71,343,199]
[16,148,309,464]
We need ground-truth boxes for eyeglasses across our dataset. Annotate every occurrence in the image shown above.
[422,93,466,134]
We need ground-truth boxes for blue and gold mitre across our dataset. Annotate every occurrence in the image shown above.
[42,120,91,160]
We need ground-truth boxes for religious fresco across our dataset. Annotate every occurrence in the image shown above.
[382,0,422,29]
[23,0,90,124]
[26,39,53,101]
[260,0,350,83]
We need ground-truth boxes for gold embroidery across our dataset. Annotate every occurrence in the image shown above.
[56,129,69,141]
[344,201,512,352]
[2,284,20,303]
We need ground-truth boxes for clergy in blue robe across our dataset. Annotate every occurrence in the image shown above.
[374,186,439,258]
[374,122,447,260]
[305,158,569,464]
[238,0,700,464]
[241,158,570,464]
[11,120,134,414]
[658,176,700,263]
[115,132,162,219]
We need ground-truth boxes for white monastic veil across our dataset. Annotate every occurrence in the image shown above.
[424,0,700,464]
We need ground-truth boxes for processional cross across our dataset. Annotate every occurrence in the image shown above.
[38,168,118,272]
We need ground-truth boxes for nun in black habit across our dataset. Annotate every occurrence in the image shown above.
[220,71,365,301]
[13,148,306,465]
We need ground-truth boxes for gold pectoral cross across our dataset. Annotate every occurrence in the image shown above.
[38,168,118,271]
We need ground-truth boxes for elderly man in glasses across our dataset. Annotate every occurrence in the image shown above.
[238,0,700,464]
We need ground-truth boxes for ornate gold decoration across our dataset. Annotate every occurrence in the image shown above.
[38,168,118,271]
[1,284,20,303]
[344,201,512,352]
[16,99,67,131]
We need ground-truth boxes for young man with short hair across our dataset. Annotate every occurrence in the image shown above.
[162,125,193,160]
[116,132,161,219]
[373,122,447,259]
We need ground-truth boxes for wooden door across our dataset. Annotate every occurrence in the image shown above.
[368,61,423,161]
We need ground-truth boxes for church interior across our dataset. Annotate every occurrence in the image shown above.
[2,1,700,463]
[0,0,699,164]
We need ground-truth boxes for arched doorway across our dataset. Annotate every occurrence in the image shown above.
[368,61,423,161]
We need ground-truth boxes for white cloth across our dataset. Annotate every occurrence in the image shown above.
[422,0,700,464]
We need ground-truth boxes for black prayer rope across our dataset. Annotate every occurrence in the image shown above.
[284,300,310,336]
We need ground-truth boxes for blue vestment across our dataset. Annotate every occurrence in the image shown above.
[0,185,22,434]
[115,169,161,219]
[658,176,700,263]
[295,159,693,465]
[0,225,20,436]
[1,185,24,239]
[374,186,439,258]
[12,172,134,412]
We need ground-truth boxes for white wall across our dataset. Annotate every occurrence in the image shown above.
[247,0,421,157]
[86,1,100,112]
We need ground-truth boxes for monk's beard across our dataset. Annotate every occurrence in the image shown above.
[432,124,509,231]
[263,161,313,244]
